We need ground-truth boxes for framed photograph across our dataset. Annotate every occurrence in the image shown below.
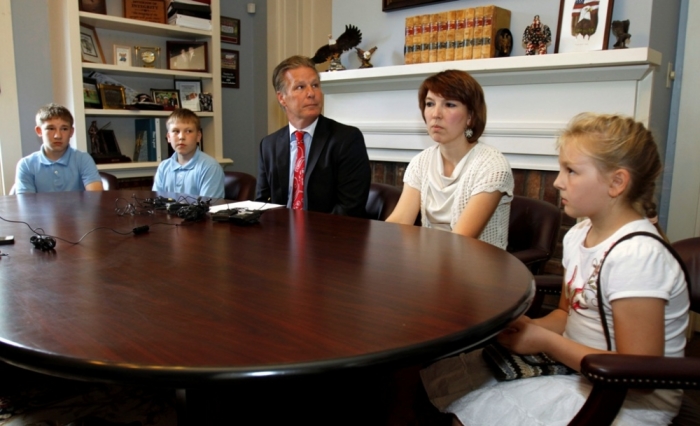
[151,89,182,110]
[98,84,126,109]
[79,0,107,14]
[555,0,615,53]
[83,78,102,109]
[199,93,213,112]
[97,129,123,155]
[167,41,208,72]
[114,45,132,67]
[174,80,202,111]
[221,49,239,89]
[79,23,105,63]
[221,16,240,44]
[382,0,455,12]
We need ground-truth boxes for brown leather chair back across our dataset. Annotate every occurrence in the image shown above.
[224,171,257,201]
[507,195,562,274]
[365,183,402,221]
[99,172,119,190]
[671,237,700,313]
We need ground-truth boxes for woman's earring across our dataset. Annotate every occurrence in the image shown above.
[464,128,474,139]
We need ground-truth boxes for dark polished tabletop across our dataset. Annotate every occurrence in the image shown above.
[0,190,533,387]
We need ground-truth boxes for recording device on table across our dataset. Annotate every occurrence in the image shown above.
[211,208,264,226]
[0,236,15,245]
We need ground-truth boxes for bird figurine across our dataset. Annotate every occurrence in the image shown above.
[355,46,377,68]
[611,20,631,49]
[312,24,362,71]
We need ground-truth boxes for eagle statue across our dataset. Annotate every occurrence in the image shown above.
[355,46,377,68]
[312,24,362,71]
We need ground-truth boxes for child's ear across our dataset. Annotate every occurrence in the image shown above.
[35,125,43,138]
[608,168,631,198]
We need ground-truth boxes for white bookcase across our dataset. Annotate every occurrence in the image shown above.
[48,0,230,179]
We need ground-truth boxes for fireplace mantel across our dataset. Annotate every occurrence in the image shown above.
[321,48,661,171]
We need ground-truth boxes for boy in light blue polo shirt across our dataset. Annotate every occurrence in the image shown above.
[15,104,103,194]
[152,109,224,198]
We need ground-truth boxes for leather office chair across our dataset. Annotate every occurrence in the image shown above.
[570,236,700,426]
[507,195,562,274]
[224,171,257,201]
[99,172,119,190]
[365,183,402,221]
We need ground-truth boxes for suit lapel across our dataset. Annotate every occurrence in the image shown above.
[306,115,328,185]
[275,128,291,200]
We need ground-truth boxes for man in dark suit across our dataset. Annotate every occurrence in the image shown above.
[255,55,371,217]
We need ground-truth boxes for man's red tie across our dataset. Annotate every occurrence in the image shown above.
[292,130,305,210]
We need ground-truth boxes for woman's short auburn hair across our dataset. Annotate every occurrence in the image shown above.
[418,70,487,143]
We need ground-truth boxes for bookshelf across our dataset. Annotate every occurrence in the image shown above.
[48,0,231,179]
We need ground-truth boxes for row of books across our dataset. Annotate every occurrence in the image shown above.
[167,0,212,31]
[404,5,511,64]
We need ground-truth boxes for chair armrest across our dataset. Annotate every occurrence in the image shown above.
[581,354,700,390]
[534,274,562,294]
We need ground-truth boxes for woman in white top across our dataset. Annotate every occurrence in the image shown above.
[387,70,514,249]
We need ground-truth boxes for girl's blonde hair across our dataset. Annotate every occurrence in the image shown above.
[557,112,661,220]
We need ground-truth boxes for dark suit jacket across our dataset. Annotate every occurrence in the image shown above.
[255,115,371,217]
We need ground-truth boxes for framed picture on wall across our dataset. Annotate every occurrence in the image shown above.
[221,16,240,44]
[221,49,239,89]
[555,0,615,53]
[382,0,455,12]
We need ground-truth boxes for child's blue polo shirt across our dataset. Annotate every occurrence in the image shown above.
[152,149,224,199]
[15,146,101,194]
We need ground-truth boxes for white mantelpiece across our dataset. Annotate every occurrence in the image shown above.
[321,48,661,171]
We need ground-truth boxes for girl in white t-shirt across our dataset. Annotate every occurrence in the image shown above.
[428,113,690,425]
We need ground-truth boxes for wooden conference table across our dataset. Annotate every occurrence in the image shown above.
[0,190,533,420]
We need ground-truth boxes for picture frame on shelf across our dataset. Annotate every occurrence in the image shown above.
[79,24,105,63]
[221,16,240,44]
[199,93,213,112]
[382,0,455,12]
[174,80,202,112]
[221,49,239,89]
[167,41,208,72]
[79,0,107,14]
[97,130,123,156]
[124,0,166,24]
[151,89,181,110]
[555,0,615,53]
[83,78,102,109]
[114,45,132,67]
[92,128,132,164]
[134,46,161,68]
[98,84,126,109]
